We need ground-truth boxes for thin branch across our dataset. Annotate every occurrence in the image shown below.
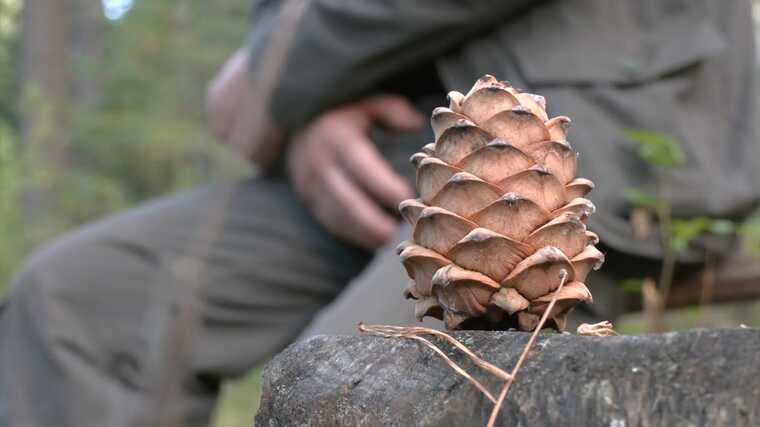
[642,277,664,333]
[695,248,716,327]
[655,178,676,309]
[486,270,569,427]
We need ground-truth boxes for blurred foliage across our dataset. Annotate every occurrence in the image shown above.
[622,129,684,169]
[740,215,760,257]
[622,188,660,209]
[0,122,21,287]
[0,2,258,424]
[623,128,759,258]
[0,1,251,291]
[621,128,760,323]
[617,298,760,334]
[669,217,734,252]
[0,0,20,290]
[66,1,251,205]
[619,278,644,294]
[622,129,749,255]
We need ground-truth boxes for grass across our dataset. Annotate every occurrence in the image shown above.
[212,367,264,427]
[616,299,760,334]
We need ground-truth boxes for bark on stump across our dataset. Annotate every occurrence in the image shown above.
[256,328,759,426]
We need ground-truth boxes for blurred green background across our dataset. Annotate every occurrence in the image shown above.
[0,1,255,425]
[0,0,250,291]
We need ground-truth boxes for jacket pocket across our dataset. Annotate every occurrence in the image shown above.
[503,1,726,86]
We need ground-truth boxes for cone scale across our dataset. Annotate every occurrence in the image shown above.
[398,75,603,331]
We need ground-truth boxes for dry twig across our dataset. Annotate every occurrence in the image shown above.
[359,325,502,403]
[359,324,512,382]
[641,277,665,333]
[695,248,717,327]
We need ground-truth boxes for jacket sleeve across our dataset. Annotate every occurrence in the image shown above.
[247,0,541,131]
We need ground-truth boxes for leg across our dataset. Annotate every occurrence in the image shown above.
[0,176,371,427]
[301,224,439,337]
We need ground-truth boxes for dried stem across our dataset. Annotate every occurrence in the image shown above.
[486,270,568,427]
[655,179,676,313]
[642,277,665,333]
[360,324,499,403]
[359,324,512,381]
[696,248,716,327]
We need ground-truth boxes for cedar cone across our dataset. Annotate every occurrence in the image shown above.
[398,75,604,332]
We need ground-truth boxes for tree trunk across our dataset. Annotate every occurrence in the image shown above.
[18,0,72,246]
[19,0,104,248]
[70,0,104,108]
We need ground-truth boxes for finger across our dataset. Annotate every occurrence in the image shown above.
[360,95,426,131]
[313,166,398,250]
[334,132,414,209]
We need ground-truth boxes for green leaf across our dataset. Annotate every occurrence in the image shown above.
[623,188,659,208]
[669,236,690,252]
[671,217,711,239]
[739,215,760,258]
[669,217,712,252]
[623,129,685,169]
[620,278,644,293]
[708,219,736,235]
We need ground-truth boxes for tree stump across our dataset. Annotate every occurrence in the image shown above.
[256,328,759,426]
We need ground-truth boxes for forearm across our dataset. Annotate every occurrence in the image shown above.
[248,0,542,131]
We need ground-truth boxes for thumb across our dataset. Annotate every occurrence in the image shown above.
[360,95,426,131]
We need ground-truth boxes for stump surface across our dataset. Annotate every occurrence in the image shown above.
[256,328,760,426]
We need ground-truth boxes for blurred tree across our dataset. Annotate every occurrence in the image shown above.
[71,0,105,107]
[19,0,72,246]
[1,0,251,290]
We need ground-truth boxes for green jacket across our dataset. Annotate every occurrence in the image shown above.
[247,0,760,260]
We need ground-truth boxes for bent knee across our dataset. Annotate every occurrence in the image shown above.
[6,231,98,308]
[7,225,158,308]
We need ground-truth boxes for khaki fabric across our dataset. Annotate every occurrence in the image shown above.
[253,0,759,260]
[1,178,373,427]
[440,0,760,260]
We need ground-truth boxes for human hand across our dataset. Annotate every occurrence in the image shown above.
[288,95,425,250]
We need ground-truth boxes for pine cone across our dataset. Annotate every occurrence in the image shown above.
[398,75,604,332]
